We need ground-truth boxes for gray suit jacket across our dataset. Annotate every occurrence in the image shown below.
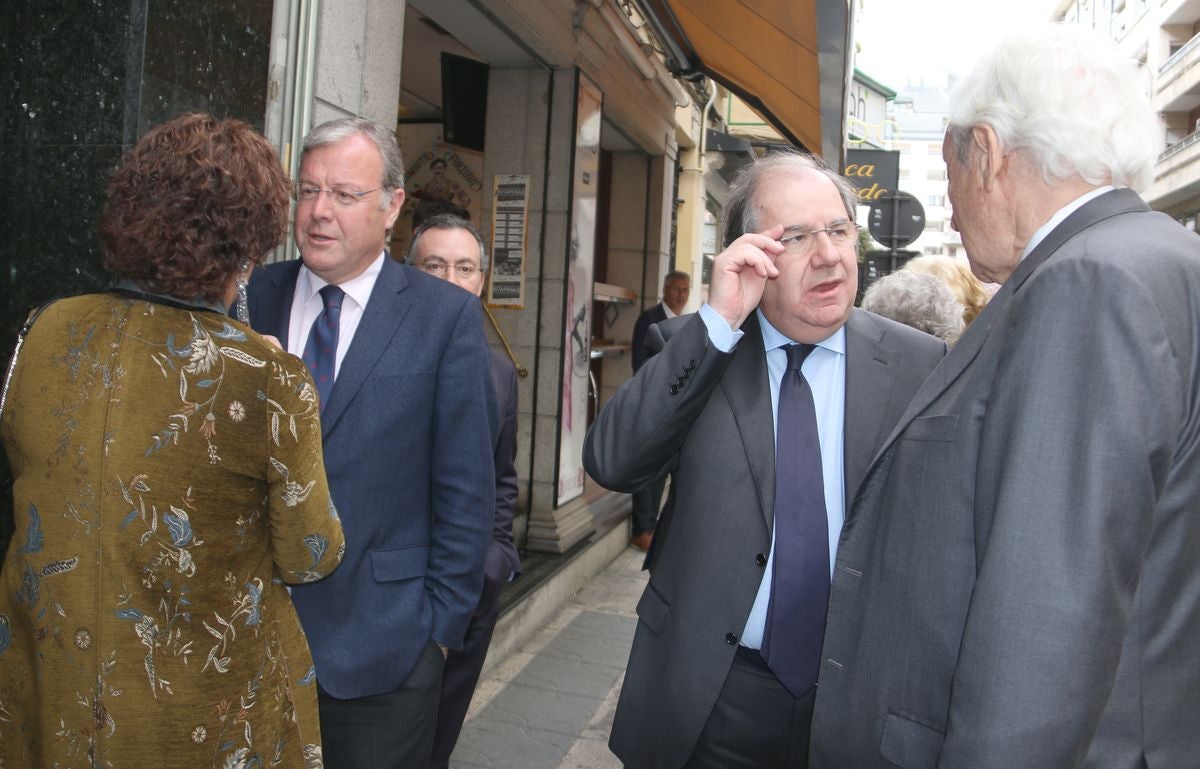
[584,309,945,769]
[810,188,1200,769]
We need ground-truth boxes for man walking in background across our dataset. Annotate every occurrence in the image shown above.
[627,270,690,550]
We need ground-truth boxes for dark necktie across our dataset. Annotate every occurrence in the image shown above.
[302,284,344,413]
[761,342,829,698]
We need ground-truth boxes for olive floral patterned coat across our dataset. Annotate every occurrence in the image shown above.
[0,291,344,768]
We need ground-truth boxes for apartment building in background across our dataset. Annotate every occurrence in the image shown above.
[1056,0,1200,230]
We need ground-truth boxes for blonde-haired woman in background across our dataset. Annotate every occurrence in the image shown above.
[905,254,990,327]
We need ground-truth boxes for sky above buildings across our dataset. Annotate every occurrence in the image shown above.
[854,0,1058,89]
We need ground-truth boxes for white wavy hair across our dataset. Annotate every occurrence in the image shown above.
[861,270,965,345]
[947,24,1158,190]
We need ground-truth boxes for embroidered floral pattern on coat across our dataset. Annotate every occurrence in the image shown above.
[0,294,344,768]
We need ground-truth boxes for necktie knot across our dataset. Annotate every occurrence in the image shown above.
[785,343,816,372]
[319,284,345,310]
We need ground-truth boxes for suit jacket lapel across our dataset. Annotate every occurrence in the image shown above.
[320,257,413,437]
[720,313,776,533]
[252,260,301,349]
[842,310,904,504]
[871,187,1152,463]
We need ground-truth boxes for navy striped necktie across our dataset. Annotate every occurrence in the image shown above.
[302,284,344,413]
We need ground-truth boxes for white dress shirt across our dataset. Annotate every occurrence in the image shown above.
[1022,185,1114,261]
[286,252,386,378]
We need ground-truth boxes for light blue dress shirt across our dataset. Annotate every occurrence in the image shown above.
[698,304,846,650]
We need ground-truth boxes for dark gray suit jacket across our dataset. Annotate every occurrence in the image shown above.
[632,303,668,372]
[584,308,945,769]
[810,188,1200,769]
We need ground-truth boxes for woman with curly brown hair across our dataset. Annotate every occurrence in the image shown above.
[0,113,343,768]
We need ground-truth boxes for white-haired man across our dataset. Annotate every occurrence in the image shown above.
[810,25,1200,769]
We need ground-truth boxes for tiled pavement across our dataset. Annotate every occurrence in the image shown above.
[448,546,649,769]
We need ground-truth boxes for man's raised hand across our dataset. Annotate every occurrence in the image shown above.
[707,225,785,330]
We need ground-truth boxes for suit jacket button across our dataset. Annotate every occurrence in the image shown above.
[755,553,767,567]
[725,632,738,645]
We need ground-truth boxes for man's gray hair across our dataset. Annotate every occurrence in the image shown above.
[722,150,858,248]
[946,24,1157,190]
[861,269,965,345]
[405,214,489,275]
[663,270,690,287]
[303,118,405,210]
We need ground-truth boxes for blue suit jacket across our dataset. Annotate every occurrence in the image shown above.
[248,256,495,699]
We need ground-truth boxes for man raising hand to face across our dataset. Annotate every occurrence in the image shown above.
[585,151,945,769]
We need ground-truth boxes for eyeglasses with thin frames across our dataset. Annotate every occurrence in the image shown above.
[778,221,861,254]
[418,261,481,279]
[293,184,383,207]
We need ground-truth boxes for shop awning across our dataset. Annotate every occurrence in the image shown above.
[639,0,851,161]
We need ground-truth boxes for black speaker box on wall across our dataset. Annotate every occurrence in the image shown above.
[441,52,489,152]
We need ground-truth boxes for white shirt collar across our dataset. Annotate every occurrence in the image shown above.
[661,301,678,319]
[1022,186,1114,261]
[298,251,386,309]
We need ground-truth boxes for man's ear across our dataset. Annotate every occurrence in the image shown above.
[972,125,1006,192]
[385,188,406,230]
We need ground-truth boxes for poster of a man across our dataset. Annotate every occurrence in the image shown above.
[421,157,471,209]
[390,127,484,257]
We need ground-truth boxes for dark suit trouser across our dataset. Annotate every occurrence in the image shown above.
[318,639,445,769]
[682,648,815,769]
[631,476,666,534]
[430,576,504,769]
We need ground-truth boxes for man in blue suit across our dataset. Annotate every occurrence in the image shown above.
[248,118,495,769]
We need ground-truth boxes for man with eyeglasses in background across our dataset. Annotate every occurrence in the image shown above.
[584,151,946,769]
[405,214,522,769]
[247,118,495,769]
